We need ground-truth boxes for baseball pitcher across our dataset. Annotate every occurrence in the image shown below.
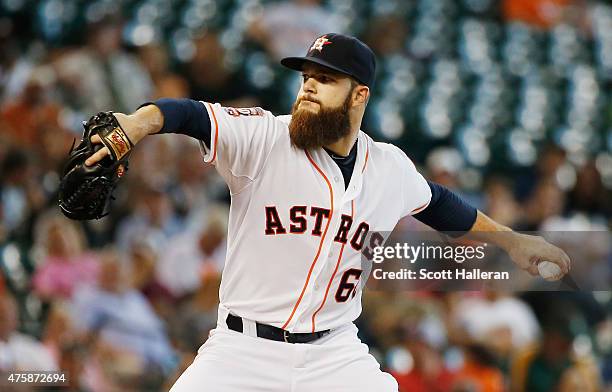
[79,33,570,391]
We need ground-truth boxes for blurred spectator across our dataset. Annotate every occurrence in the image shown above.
[128,237,177,327]
[57,341,89,391]
[128,133,180,190]
[511,309,601,392]
[503,0,588,29]
[453,345,505,392]
[32,211,99,300]
[37,121,75,175]
[129,239,168,297]
[483,177,522,228]
[451,292,540,356]
[183,32,256,107]
[0,191,6,244]
[248,0,340,60]
[0,149,45,236]
[169,272,221,354]
[115,181,183,252]
[41,302,81,370]
[515,144,567,202]
[517,178,567,230]
[0,36,35,103]
[391,315,457,392]
[156,204,227,297]
[365,16,409,57]
[425,147,482,208]
[425,147,465,189]
[53,18,152,114]
[567,160,611,218]
[0,74,62,148]
[0,292,57,371]
[167,139,227,219]
[70,250,177,378]
[138,44,189,99]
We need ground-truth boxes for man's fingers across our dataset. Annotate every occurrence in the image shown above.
[85,147,110,166]
[542,242,570,275]
[552,249,570,275]
[560,257,569,275]
[527,264,539,276]
[90,134,102,144]
[564,251,571,273]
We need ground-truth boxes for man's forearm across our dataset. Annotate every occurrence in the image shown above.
[127,104,165,139]
[467,210,519,252]
[122,98,212,146]
[84,99,210,166]
[84,104,164,166]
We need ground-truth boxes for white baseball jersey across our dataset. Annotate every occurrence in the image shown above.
[198,102,431,333]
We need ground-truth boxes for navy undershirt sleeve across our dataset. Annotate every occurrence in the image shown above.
[413,181,477,236]
[150,98,212,148]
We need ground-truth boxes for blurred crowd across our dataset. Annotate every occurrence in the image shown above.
[0,0,610,391]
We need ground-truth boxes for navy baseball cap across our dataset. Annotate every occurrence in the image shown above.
[281,33,376,88]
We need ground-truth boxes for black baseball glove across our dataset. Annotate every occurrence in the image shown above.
[58,112,133,220]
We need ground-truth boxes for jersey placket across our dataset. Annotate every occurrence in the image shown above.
[291,150,347,332]
[294,142,365,332]
[309,199,356,332]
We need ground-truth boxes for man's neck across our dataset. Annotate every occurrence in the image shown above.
[323,128,359,157]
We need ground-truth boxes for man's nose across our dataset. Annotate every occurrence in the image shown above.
[302,78,316,94]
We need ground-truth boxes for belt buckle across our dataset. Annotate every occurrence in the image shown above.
[283,330,290,343]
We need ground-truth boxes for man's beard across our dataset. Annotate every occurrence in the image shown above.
[288,93,352,150]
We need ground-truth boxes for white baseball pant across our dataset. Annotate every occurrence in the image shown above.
[169,308,398,391]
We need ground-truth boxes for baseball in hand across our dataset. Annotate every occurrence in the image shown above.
[538,261,562,281]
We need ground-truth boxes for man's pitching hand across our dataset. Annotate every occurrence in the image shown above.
[505,233,571,280]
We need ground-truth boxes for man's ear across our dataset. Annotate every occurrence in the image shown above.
[353,85,370,106]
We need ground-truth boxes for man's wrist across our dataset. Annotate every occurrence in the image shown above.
[132,104,164,137]
[467,211,517,251]
[489,230,521,253]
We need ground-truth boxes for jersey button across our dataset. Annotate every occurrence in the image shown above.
[334,176,340,183]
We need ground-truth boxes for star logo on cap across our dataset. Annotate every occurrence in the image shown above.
[309,36,332,52]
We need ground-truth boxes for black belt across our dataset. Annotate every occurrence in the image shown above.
[226,314,330,344]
